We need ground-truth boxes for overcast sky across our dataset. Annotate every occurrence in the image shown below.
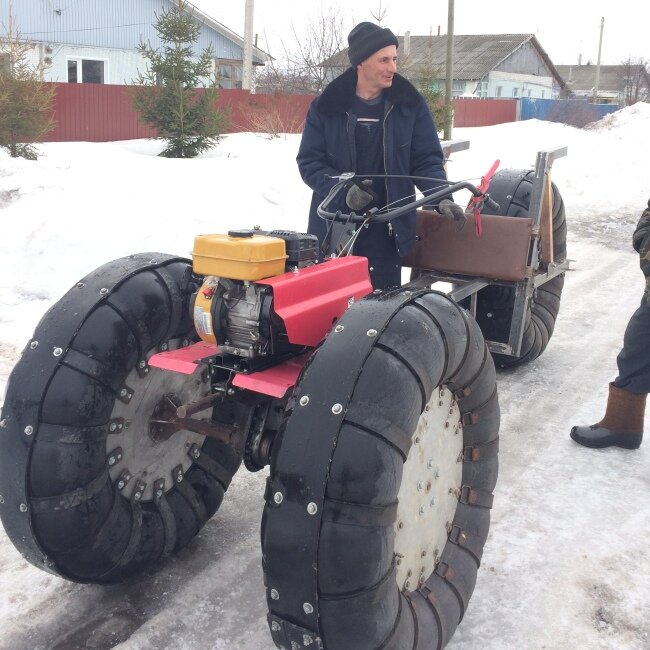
[190,0,649,66]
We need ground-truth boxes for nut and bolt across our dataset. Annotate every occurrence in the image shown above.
[24,425,34,436]
[19,503,28,513]
[334,325,344,333]
[299,395,310,406]
[366,328,378,337]
[307,502,318,515]
[109,422,117,432]
[270,589,279,601]
[303,602,314,614]
[271,621,281,632]
[134,491,142,501]
[273,492,283,505]
[119,388,128,398]
[100,287,109,295]
[192,448,201,459]
[138,360,146,369]
[155,489,163,498]
[331,403,342,415]
[0,419,6,428]
[30,341,39,350]
[160,343,168,351]
[53,347,63,357]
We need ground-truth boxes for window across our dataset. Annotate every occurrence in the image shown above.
[451,79,465,97]
[477,81,488,98]
[67,58,106,84]
[217,59,242,89]
[512,87,519,97]
[541,90,546,98]
[495,85,502,97]
[527,89,532,97]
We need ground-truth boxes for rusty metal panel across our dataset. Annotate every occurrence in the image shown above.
[452,98,518,127]
[403,210,533,281]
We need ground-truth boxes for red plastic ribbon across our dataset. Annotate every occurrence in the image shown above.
[469,159,500,236]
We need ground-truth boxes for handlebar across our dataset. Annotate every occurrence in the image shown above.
[316,174,500,224]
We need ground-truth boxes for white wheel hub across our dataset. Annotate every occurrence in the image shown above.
[394,386,463,590]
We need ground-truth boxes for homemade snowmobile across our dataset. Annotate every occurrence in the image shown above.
[0,142,568,650]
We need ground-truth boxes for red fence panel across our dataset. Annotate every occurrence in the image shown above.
[44,83,315,142]
[452,98,517,127]
[44,83,157,142]
[41,84,519,142]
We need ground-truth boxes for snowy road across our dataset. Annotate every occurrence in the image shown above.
[1,222,648,650]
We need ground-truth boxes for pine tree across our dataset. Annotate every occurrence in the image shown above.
[0,15,55,160]
[132,0,229,158]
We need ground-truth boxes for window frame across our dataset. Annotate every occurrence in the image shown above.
[66,56,109,84]
[216,58,243,89]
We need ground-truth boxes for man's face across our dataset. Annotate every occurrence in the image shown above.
[357,45,398,94]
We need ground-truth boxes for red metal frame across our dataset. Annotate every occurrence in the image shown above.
[259,256,373,347]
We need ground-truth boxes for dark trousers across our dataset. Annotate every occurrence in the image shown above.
[354,223,402,291]
[614,297,650,394]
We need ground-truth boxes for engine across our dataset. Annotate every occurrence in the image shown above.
[191,229,320,366]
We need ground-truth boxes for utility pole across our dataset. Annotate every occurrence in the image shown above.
[593,16,604,103]
[242,0,254,90]
[444,0,454,140]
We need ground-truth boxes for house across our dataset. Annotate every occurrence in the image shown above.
[0,0,268,87]
[556,64,650,105]
[326,33,565,100]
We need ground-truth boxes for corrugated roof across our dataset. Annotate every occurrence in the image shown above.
[556,64,650,93]
[401,33,532,79]
[328,33,563,86]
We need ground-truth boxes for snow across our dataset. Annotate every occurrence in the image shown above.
[1,102,650,649]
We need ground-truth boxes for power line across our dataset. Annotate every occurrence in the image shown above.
[16,22,150,37]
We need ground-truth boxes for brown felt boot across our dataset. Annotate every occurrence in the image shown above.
[570,383,645,449]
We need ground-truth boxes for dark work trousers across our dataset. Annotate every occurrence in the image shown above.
[614,297,650,394]
[353,222,402,291]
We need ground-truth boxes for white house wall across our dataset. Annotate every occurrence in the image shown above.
[0,0,254,84]
[488,70,555,99]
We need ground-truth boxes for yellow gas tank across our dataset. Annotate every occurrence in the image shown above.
[192,231,287,281]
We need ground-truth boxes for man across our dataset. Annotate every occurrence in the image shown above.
[297,21,447,290]
[570,198,650,450]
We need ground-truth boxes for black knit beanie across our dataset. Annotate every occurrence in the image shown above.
[347,22,399,67]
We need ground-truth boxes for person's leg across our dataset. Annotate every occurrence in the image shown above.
[570,298,650,449]
[353,223,402,291]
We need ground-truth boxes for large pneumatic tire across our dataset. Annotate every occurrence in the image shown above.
[0,254,240,584]
[469,169,567,368]
[262,289,499,650]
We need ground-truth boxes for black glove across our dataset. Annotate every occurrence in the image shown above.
[438,199,468,231]
[346,179,375,212]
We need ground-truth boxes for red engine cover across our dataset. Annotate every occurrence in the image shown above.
[259,256,372,347]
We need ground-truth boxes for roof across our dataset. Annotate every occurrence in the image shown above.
[174,0,270,63]
[329,33,564,87]
[556,64,650,93]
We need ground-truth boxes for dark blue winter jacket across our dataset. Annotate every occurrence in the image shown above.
[297,68,446,257]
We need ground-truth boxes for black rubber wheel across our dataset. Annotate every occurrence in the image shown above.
[467,169,567,368]
[261,289,499,650]
[0,254,241,583]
